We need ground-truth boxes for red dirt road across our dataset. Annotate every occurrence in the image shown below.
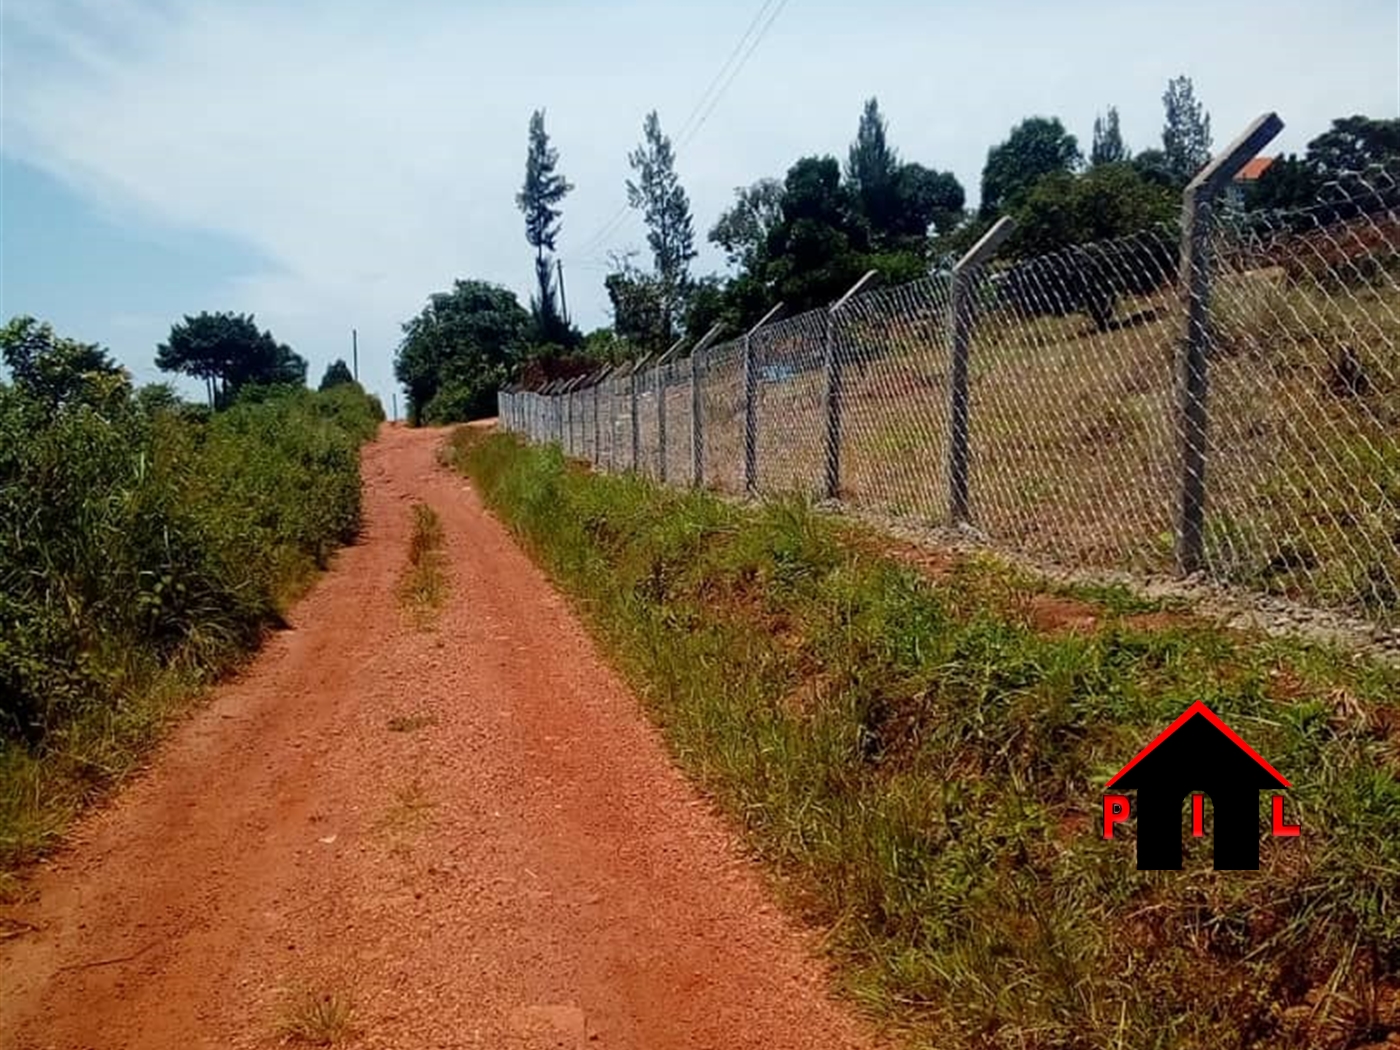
[0,426,874,1050]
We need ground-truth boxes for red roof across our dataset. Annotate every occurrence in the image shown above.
[1235,156,1276,182]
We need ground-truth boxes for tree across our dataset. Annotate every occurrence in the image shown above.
[846,98,901,241]
[604,253,668,350]
[626,111,697,344]
[393,280,530,425]
[1131,148,1176,189]
[156,312,305,407]
[318,359,355,391]
[710,179,785,271]
[1091,107,1128,166]
[845,99,964,248]
[1305,115,1400,176]
[891,162,965,239]
[763,155,868,311]
[1009,163,1177,330]
[1,316,127,413]
[980,117,1081,217]
[1161,76,1212,185]
[516,109,574,343]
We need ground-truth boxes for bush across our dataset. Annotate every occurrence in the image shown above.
[0,383,379,748]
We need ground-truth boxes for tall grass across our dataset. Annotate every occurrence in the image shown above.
[0,382,382,873]
[454,429,1400,1050]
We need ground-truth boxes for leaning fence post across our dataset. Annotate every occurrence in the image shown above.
[743,303,785,495]
[824,271,879,500]
[948,217,1015,526]
[688,324,724,488]
[1175,112,1284,575]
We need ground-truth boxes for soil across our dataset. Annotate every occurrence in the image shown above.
[0,425,874,1050]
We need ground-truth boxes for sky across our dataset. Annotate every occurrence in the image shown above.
[2,0,1398,412]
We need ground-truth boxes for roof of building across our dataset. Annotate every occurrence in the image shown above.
[1235,156,1276,181]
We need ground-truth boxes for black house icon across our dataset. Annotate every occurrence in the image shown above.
[1106,702,1290,870]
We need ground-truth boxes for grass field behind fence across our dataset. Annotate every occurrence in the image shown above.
[530,221,1400,628]
[455,428,1400,1050]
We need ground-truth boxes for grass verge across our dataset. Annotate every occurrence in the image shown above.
[451,428,1400,1050]
[398,503,447,625]
[0,384,382,883]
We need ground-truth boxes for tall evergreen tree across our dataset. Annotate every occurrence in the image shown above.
[846,98,900,239]
[515,109,573,342]
[1091,106,1128,166]
[626,111,696,344]
[1161,76,1213,184]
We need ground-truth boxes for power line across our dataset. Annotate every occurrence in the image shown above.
[569,0,792,264]
[672,0,782,146]
[677,0,790,152]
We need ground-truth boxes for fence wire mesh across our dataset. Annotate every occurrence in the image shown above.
[499,177,1400,630]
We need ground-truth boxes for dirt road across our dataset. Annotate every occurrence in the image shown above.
[0,426,872,1050]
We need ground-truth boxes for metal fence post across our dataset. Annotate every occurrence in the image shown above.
[824,271,879,500]
[1175,113,1284,574]
[948,217,1015,525]
[742,303,784,495]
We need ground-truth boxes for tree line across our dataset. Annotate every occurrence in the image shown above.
[394,78,1400,424]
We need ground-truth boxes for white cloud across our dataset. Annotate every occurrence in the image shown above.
[3,0,1397,405]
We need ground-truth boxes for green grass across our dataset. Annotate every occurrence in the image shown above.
[397,503,447,624]
[0,383,382,877]
[451,428,1400,1050]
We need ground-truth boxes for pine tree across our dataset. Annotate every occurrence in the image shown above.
[515,110,573,342]
[626,111,696,345]
[1161,76,1213,184]
[846,97,900,240]
[1091,106,1128,166]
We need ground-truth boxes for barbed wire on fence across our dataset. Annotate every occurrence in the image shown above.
[498,116,1400,632]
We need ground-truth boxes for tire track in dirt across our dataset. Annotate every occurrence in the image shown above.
[0,425,875,1050]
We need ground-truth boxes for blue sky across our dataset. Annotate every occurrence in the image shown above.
[2,0,1398,410]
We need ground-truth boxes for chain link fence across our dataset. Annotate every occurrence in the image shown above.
[499,120,1400,631]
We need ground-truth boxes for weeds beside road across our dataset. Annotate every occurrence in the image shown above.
[0,385,382,879]
[455,428,1400,1050]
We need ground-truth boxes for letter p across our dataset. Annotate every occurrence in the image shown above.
[1103,794,1130,839]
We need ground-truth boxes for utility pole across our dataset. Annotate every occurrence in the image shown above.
[352,329,359,382]
[392,392,398,422]
[556,259,570,326]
